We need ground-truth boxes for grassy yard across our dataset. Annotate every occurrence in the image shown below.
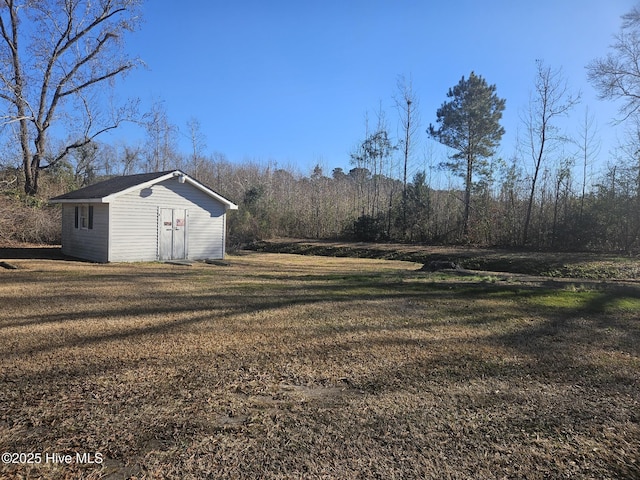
[0,252,639,479]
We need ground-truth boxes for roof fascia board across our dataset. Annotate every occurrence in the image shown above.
[49,198,107,204]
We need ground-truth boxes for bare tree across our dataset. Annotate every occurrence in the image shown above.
[587,5,640,121]
[587,4,640,250]
[551,156,574,247]
[185,117,207,178]
[575,107,601,220]
[521,60,579,246]
[143,99,178,172]
[120,143,141,176]
[0,0,143,195]
[70,141,100,187]
[394,74,420,237]
[350,109,395,219]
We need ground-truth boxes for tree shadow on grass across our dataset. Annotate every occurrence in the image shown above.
[7,267,637,356]
[496,285,640,357]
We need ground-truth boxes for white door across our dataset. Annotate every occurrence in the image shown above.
[172,209,186,259]
[159,208,187,260]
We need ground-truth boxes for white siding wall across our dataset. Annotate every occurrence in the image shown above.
[61,203,109,262]
[109,177,226,262]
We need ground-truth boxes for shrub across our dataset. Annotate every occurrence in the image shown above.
[0,195,61,245]
[350,214,388,242]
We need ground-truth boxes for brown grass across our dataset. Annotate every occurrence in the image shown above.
[0,252,639,479]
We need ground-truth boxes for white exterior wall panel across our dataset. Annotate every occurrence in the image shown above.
[108,194,158,262]
[60,203,109,262]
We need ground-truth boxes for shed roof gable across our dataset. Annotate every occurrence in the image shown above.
[50,170,238,209]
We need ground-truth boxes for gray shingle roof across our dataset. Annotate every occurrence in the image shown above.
[50,171,177,200]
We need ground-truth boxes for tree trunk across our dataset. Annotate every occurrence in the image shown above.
[24,165,38,196]
[523,136,544,246]
[463,155,473,238]
[22,133,38,196]
[24,132,46,195]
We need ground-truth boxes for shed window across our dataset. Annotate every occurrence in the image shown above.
[75,205,94,230]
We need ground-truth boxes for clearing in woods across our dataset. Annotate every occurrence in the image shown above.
[0,250,639,479]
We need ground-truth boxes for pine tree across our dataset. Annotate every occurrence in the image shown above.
[428,72,506,239]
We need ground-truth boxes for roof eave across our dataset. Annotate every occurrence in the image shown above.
[49,198,109,204]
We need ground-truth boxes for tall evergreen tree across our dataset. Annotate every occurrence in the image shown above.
[428,72,506,239]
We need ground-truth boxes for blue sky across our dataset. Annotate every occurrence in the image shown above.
[109,1,637,179]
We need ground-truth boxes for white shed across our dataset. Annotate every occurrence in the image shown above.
[50,170,238,263]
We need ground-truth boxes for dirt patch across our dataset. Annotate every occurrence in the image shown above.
[281,382,364,403]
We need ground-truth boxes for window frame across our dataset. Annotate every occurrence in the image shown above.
[75,205,94,230]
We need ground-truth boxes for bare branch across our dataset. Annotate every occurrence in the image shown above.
[0,175,17,187]
[61,61,136,99]
[588,10,640,121]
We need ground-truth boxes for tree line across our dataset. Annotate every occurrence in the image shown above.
[2,130,638,253]
[0,1,639,253]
